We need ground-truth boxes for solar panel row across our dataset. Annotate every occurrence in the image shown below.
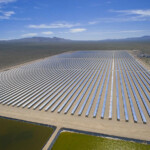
[0,51,149,124]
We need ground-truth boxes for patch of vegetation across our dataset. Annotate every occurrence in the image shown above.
[0,117,54,150]
[131,50,150,65]
[52,132,150,150]
[140,57,150,66]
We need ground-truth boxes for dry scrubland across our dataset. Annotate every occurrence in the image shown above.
[0,41,150,70]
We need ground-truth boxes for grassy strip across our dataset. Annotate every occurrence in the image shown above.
[0,117,54,150]
[52,132,150,150]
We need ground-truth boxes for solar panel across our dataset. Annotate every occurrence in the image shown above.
[118,60,129,122]
[122,60,146,124]
[0,50,149,124]
[120,60,138,123]
[124,60,150,117]
[85,69,103,116]
[93,60,109,117]
[101,61,111,119]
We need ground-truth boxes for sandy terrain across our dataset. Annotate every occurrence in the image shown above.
[128,50,150,71]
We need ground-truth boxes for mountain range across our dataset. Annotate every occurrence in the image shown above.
[0,36,150,43]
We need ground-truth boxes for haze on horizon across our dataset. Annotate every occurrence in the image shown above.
[0,0,150,40]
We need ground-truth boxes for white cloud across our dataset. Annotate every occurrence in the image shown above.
[28,23,80,29]
[102,30,145,34]
[83,30,147,37]
[70,28,87,33]
[3,11,15,16]
[42,31,53,35]
[111,9,150,22]
[88,21,98,25]
[88,9,150,24]
[11,17,31,21]
[0,10,15,19]
[118,30,144,33]
[0,15,6,19]
[113,9,150,17]
[22,33,38,37]
[99,17,148,22]
[0,0,16,4]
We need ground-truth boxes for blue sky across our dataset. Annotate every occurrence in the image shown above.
[0,0,150,40]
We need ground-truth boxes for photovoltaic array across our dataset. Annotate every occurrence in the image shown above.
[0,51,149,124]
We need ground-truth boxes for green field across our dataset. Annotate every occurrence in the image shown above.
[52,132,150,150]
[0,117,54,150]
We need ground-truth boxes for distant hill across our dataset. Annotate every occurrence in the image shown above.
[126,36,150,41]
[0,36,150,43]
[0,37,71,43]
[101,36,150,42]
